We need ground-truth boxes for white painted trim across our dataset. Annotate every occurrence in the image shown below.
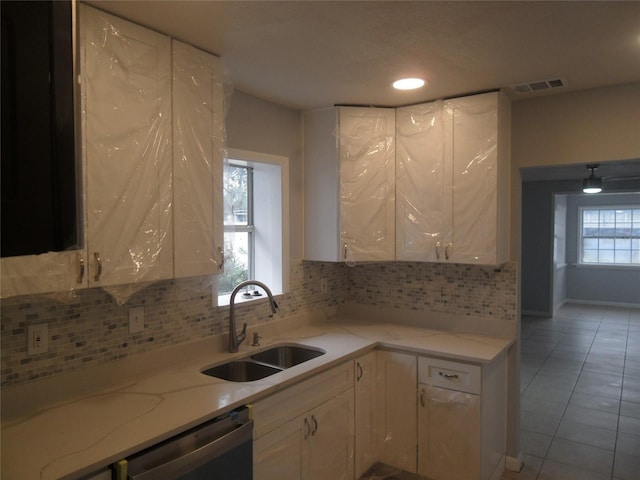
[565,299,640,309]
[505,453,523,472]
[521,310,551,317]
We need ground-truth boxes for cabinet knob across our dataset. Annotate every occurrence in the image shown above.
[77,256,85,284]
[94,252,102,282]
[303,417,311,439]
[217,246,224,271]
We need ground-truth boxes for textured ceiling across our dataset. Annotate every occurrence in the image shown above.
[88,1,640,110]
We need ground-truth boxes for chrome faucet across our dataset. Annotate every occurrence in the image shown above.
[229,280,279,353]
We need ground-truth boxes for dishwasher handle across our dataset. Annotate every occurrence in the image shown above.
[127,418,253,480]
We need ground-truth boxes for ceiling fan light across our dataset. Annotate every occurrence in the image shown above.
[392,78,425,90]
[582,165,602,193]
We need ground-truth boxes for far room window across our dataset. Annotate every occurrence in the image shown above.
[580,207,640,265]
[217,149,289,304]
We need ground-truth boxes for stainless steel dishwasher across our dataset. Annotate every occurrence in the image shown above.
[115,406,253,480]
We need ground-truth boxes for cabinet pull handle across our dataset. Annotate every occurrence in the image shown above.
[94,252,102,281]
[435,241,441,260]
[439,371,459,379]
[445,243,452,260]
[356,362,363,381]
[420,388,426,407]
[77,256,85,284]
[217,246,224,271]
[343,243,348,260]
[303,417,311,439]
[311,415,318,436]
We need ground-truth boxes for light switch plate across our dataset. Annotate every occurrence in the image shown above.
[129,306,145,333]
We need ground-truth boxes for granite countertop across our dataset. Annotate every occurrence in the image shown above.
[1,315,514,480]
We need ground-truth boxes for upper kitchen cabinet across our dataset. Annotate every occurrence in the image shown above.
[172,40,224,278]
[304,107,395,263]
[396,91,511,265]
[80,5,173,296]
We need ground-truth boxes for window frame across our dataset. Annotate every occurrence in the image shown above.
[217,148,290,306]
[578,205,640,268]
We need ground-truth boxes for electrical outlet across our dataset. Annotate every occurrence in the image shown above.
[129,306,145,333]
[320,277,328,294]
[27,324,48,355]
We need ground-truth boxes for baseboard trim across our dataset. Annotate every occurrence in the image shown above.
[565,299,640,309]
[505,454,523,472]
[521,309,551,317]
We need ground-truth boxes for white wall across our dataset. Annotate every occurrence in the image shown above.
[565,192,640,306]
[511,81,640,260]
[225,91,303,259]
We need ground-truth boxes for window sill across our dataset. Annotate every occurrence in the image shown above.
[217,291,283,308]
[573,263,640,270]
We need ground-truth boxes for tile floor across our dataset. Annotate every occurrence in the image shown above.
[502,303,640,480]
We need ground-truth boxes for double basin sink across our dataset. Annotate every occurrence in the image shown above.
[202,344,325,382]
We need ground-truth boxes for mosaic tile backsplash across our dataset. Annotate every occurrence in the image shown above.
[1,260,516,387]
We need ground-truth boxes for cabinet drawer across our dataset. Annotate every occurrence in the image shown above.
[418,357,481,394]
[253,361,353,438]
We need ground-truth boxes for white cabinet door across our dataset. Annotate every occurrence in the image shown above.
[418,385,481,480]
[396,92,509,265]
[172,40,224,278]
[339,107,396,263]
[376,350,417,473]
[304,107,395,263]
[304,388,355,480]
[0,250,85,298]
[80,5,173,292]
[446,92,510,265]
[354,351,377,478]
[254,414,304,480]
[396,101,445,262]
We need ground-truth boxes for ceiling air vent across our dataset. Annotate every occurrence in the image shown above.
[510,77,568,95]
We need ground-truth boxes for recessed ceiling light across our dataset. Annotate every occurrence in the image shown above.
[392,78,426,90]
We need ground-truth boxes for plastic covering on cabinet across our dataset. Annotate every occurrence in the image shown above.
[1,6,230,304]
[396,101,445,261]
[396,92,503,265]
[172,40,227,280]
[81,5,173,305]
[339,107,395,264]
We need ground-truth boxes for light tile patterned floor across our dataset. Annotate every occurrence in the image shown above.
[502,303,640,480]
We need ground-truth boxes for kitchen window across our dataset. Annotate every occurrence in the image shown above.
[217,149,289,304]
[579,206,640,266]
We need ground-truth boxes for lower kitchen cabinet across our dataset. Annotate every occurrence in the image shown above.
[253,361,354,480]
[375,350,418,473]
[418,385,481,480]
[354,351,377,477]
[254,388,354,480]
[417,355,507,480]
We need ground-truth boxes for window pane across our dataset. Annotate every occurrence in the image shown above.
[599,250,614,263]
[616,210,632,223]
[615,250,631,264]
[632,250,640,264]
[583,238,598,249]
[219,232,250,294]
[224,165,249,226]
[600,238,614,250]
[615,238,631,250]
[582,249,598,263]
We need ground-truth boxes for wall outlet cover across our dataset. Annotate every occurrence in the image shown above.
[27,324,48,355]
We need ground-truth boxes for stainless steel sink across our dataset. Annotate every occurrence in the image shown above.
[250,345,325,369]
[201,344,325,382]
[202,360,283,382]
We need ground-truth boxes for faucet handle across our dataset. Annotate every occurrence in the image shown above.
[239,322,247,342]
